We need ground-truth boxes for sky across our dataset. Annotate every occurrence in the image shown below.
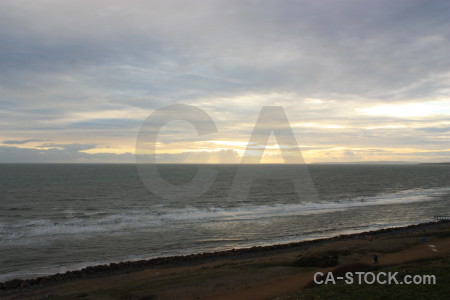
[1,0,449,163]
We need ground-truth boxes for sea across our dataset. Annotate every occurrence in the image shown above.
[1,163,449,281]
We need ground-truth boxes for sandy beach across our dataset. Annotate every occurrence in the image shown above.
[1,220,449,300]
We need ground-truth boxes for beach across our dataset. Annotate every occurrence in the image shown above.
[1,220,449,300]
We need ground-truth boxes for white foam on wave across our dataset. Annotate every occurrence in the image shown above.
[1,186,449,244]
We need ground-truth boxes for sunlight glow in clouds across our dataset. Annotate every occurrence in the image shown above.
[293,123,345,129]
[205,141,249,148]
[0,0,450,163]
[358,100,450,118]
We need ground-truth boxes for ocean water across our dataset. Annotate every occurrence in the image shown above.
[0,163,449,281]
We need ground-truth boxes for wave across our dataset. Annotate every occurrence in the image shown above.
[1,186,449,244]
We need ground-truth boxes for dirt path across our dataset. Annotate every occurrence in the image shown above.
[198,238,450,300]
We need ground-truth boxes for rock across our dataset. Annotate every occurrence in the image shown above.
[4,279,23,290]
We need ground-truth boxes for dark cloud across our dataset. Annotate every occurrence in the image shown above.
[0,146,132,163]
[1,0,449,100]
[0,145,241,164]
[70,118,143,130]
[418,127,450,133]
[391,150,450,157]
[36,143,97,152]
[2,139,45,145]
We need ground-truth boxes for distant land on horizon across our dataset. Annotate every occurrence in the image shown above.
[311,161,417,165]
[312,161,448,165]
[417,162,450,165]
[315,161,450,165]
[2,161,449,165]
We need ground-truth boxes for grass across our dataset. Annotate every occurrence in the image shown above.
[293,255,340,268]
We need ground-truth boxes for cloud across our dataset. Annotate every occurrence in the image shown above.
[0,145,242,164]
[0,0,449,162]
[2,0,449,100]
[0,145,133,163]
[2,139,45,145]
[357,100,450,118]
[36,143,97,152]
[418,127,450,133]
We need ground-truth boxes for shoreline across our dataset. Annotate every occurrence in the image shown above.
[0,220,433,282]
[2,219,449,293]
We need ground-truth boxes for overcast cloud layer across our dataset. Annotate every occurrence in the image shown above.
[1,0,449,163]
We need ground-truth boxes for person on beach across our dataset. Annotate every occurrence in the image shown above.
[372,254,378,264]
